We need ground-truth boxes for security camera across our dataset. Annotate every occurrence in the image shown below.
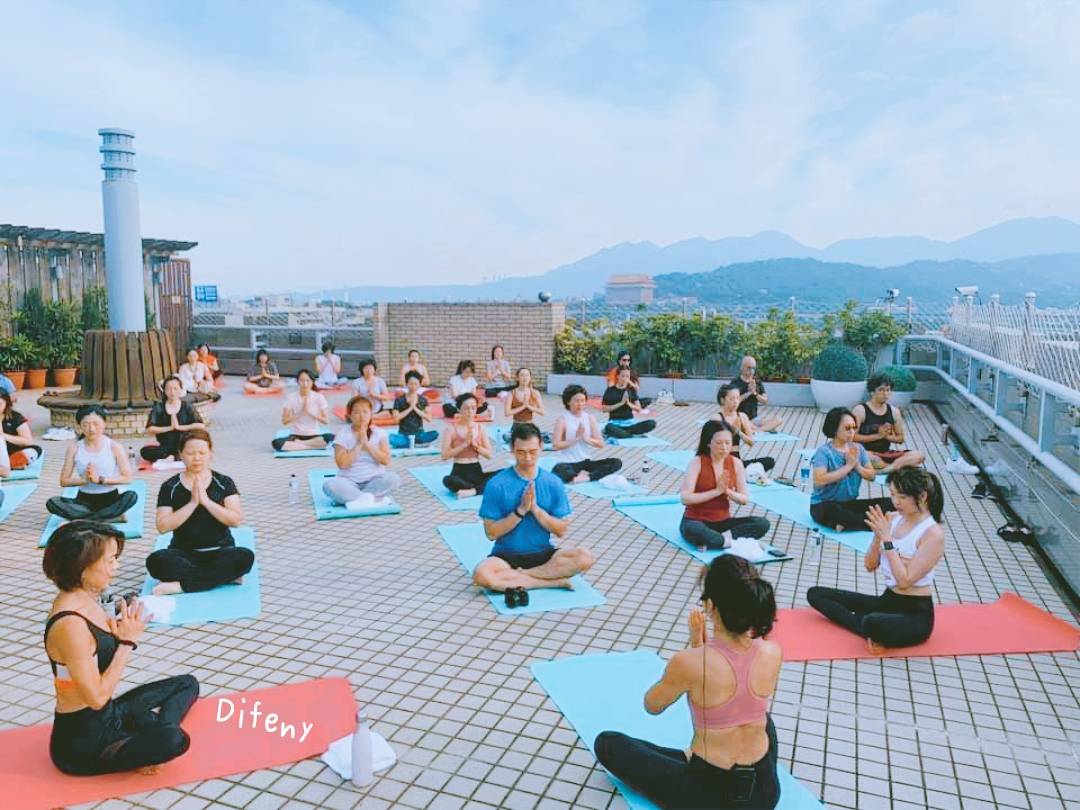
[885,288,900,300]
[538,291,552,303]
[955,285,979,297]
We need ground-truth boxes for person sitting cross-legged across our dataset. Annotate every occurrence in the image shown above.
[440,392,496,497]
[549,384,622,484]
[389,370,439,448]
[1,389,43,470]
[473,423,595,603]
[243,349,283,393]
[315,341,346,387]
[272,369,335,452]
[810,407,894,532]
[734,355,784,434]
[47,405,138,523]
[602,367,656,438]
[142,376,206,464]
[322,396,402,508]
[852,373,925,474]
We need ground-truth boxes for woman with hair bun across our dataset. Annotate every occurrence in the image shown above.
[594,555,783,809]
[807,467,945,652]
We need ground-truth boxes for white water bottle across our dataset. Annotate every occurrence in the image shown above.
[641,457,652,489]
[288,474,299,505]
[810,529,823,562]
[128,445,137,468]
[351,710,374,787]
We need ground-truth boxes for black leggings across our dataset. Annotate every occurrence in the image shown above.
[604,419,657,438]
[594,715,780,809]
[443,462,498,493]
[271,433,335,451]
[141,443,179,462]
[146,546,255,593]
[50,674,199,776]
[810,497,893,531]
[442,401,489,418]
[680,516,771,548]
[736,453,775,473]
[806,587,934,647]
[46,489,139,522]
[551,458,623,483]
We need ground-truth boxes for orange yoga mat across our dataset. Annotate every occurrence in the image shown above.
[331,406,400,425]
[243,387,284,397]
[770,593,1080,661]
[1,677,355,810]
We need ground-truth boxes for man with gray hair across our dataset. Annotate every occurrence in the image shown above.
[733,355,784,433]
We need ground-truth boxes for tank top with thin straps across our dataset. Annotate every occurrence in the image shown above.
[684,454,734,523]
[45,611,118,681]
[690,637,769,730]
[450,422,482,463]
[881,514,939,588]
[511,387,535,423]
[552,411,595,463]
[75,438,119,494]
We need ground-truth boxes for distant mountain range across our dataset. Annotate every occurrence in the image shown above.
[293,216,1080,304]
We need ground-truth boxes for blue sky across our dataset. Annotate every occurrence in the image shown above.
[2,0,1078,294]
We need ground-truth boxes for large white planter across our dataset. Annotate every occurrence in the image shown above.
[890,391,915,408]
[810,379,868,413]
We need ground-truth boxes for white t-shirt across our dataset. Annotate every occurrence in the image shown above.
[486,359,512,382]
[0,434,9,474]
[333,425,388,483]
[284,391,328,435]
[448,374,479,399]
[352,376,389,411]
[177,362,209,392]
[315,354,343,385]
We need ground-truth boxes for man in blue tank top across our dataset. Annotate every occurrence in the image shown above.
[474,422,595,605]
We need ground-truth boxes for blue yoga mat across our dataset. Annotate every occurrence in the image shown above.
[272,429,333,458]
[607,434,671,448]
[531,651,823,810]
[647,449,693,472]
[307,469,402,520]
[389,433,442,458]
[566,479,648,499]
[612,494,792,564]
[693,421,801,444]
[0,483,36,522]
[488,424,553,450]
[746,485,873,552]
[140,526,261,625]
[38,480,147,547]
[4,450,45,481]
[410,464,485,512]
[437,523,605,616]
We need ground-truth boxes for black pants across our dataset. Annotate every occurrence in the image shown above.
[484,384,514,398]
[806,587,935,647]
[50,674,199,776]
[442,401,488,418]
[604,419,657,438]
[551,458,623,483]
[46,489,139,522]
[594,716,780,809]
[146,546,255,593]
[737,454,775,473]
[680,515,771,548]
[810,497,893,531]
[140,443,179,462]
[271,433,335,451]
[443,462,497,493]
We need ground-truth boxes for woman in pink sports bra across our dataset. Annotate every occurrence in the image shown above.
[440,392,497,498]
[595,555,782,808]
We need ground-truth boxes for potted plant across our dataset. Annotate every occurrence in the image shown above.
[810,343,868,412]
[45,300,84,387]
[0,335,35,389]
[16,289,50,389]
[24,340,49,389]
[875,364,917,408]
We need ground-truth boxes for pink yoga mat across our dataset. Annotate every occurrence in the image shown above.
[770,593,1080,661]
[1,677,355,810]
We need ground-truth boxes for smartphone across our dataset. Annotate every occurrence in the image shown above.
[767,548,788,558]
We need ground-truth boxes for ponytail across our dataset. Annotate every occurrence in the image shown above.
[701,555,777,638]
[885,467,944,523]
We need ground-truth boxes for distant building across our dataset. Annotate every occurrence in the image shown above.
[605,273,656,305]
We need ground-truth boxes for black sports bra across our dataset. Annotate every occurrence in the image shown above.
[45,611,119,678]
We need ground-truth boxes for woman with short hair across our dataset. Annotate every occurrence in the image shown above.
[549,384,622,484]
[810,407,894,531]
[243,349,282,393]
[47,405,138,522]
[484,344,514,397]
[399,349,431,388]
[351,359,393,413]
[142,376,206,464]
[315,341,346,387]
[443,361,489,417]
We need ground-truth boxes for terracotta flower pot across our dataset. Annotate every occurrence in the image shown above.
[51,368,78,387]
[2,370,26,390]
[25,368,48,389]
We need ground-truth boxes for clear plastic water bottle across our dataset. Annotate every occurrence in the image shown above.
[351,710,374,787]
[809,529,823,562]
[408,434,416,450]
[641,457,652,490]
[799,456,811,491]
[288,474,299,505]
[128,445,137,469]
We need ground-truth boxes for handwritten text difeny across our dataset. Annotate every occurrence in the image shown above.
[215,697,314,742]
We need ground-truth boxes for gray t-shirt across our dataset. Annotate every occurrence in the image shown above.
[333,426,389,483]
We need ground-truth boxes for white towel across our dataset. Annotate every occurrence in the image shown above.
[137,595,177,623]
[321,731,396,780]
[728,537,768,563]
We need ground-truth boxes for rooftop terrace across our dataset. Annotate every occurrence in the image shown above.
[1,385,1078,809]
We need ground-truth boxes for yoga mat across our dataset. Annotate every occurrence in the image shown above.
[0,677,355,810]
[140,527,261,625]
[647,449,693,472]
[389,434,442,457]
[38,480,147,547]
[612,495,792,564]
[746,485,874,553]
[607,434,670,448]
[772,593,1080,661]
[272,429,334,458]
[531,651,822,810]
[307,469,403,520]
[243,386,284,397]
[566,479,648,499]
[4,449,45,480]
[437,523,605,615]
[0,483,36,522]
[331,405,405,425]
[409,464,485,512]
[488,424,553,450]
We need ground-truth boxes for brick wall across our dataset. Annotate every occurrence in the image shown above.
[373,302,566,387]
[47,399,215,438]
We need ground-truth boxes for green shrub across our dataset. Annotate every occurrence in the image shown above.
[0,334,36,371]
[81,286,110,330]
[746,309,824,380]
[875,364,917,392]
[812,343,868,382]
[44,300,85,368]
[15,289,51,368]
[821,300,906,369]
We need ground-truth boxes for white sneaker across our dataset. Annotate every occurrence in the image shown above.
[944,457,980,475]
[346,493,376,510]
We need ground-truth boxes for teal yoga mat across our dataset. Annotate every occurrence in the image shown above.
[0,483,36,522]
[4,450,45,481]
[437,523,605,616]
[534,457,647,498]
[606,434,670,448]
[531,651,823,810]
[38,480,147,547]
[746,485,874,552]
[488,424,554,450]
[307,469,402,519]
[410,463,485,512]
[272,429,333,458]
[693,421,801,443]
[612,494,792,564]
[646,449,693,472]
[389,433,442,458]
[140,527,261,625]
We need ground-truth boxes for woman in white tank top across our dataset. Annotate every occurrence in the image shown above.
[549,385,622,484]
[46,405,138,522]
[806,468,945,652]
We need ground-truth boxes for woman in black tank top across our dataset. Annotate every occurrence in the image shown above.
[853,375,926,473]
[43,520,198,775]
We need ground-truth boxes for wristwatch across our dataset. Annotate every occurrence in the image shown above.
[882,541,895,551]
[514,507,527,518]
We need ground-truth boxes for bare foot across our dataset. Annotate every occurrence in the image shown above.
[152,581,183,596]
[867,638,887,655]
[232,577,244,586]
[835,525,844,533]
[139,764,162,776]
[457,488,477,499]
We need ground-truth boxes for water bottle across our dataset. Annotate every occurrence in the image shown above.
[288,474,299,505]
[408,434,416,450]
[641,457,652,490]
[351,710,374,787]
[809,529,823,562]
[798,456,811,491]
[127,446,137,468]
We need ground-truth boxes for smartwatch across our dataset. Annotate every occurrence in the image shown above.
[882,541,895,551]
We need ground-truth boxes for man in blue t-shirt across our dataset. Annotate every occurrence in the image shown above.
[475,422,595,601]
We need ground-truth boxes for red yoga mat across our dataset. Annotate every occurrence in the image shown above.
[770,593,1080,662]
[331,406,400,425]
[0,677,356,810]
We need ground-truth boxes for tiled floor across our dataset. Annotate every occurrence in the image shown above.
[1,383,1078,809]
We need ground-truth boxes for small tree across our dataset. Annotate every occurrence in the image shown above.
[81,286,110,330]
[44,300,85,368]
[746,309,823,381]
[822,300,905,370]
